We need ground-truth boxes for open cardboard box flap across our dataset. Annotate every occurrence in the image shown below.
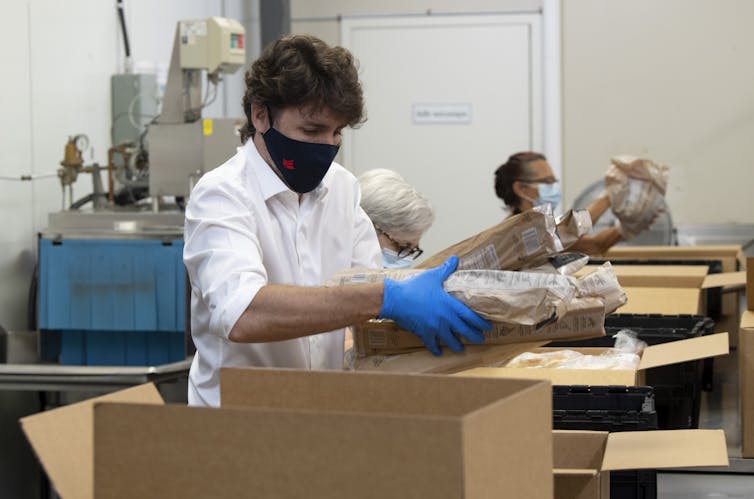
[618,287,701,315]
[601,430,728,470]
[19,383,164,499]
[638,332,730,369]
[604,244,745,264]
[701,270,747,291]
[742,310,754,329]
[576,265,709,288]
[577,264,745,291]
[457,333,729,385]
[553,430,728,474]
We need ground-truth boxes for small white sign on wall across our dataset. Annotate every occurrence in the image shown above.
[412,103,472,124]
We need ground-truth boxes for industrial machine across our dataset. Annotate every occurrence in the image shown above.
[37,15,247,366]
[56,15,246,215]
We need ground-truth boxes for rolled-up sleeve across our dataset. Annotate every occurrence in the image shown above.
[184,179,267,339]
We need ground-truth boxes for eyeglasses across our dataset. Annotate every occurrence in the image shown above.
[515,177,559,186]
[374,225,423,260]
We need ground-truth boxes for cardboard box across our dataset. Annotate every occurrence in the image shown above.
[20,384,165,499]
[746,257,754,310]
[353,297,606,357]
[22,369,554,499]
[618,287,703,315]
[602,245,744,344]
[603,245,745,263]
[740,311,754,457]
[575,264,747,316]
[352,341,548,374]
[553,430,728,499]
[576,264,710,288]
[456,332,729,386]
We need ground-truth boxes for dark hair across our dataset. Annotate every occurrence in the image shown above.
[240,34,366,143]
[494,151,547,212]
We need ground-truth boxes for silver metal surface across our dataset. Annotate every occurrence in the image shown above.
[42,208,184,239]
[148,121,205,197]
[203,117,243,170]
[0,359,192,392]
[148,118,241,198]
[110,73,158,145]
[658,472,754,498]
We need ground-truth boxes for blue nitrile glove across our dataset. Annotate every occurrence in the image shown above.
[378,255,492,356]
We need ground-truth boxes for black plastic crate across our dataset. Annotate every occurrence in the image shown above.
[552,385,659,499]
[548,314,713,348]
[553,385,655,412]
[605,314,714,335]
[610,469,657,499]
[607,314,716,394]
[548,314,714,430]
[553,384,658,433]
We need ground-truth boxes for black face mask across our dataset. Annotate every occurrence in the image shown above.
[261,114,340,194]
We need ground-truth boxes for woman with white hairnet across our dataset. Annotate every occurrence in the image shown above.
[358,168,435,269]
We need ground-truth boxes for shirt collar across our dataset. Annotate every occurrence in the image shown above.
[245,138,330,202]
[245,139,289,201]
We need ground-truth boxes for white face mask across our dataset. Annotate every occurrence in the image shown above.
[381,248,414,269]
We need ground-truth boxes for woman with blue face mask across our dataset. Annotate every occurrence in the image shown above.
[494,152,623,255]
[358,169,435,269]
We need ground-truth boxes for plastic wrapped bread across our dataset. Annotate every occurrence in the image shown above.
[569,262,627,315]
[415,205,563,271]
[327,268,575,326]
[555,209,593,249]
[605,156,670,240]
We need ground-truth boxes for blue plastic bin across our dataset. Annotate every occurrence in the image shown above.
[38,238,186,366]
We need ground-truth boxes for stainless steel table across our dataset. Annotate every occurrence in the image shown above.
[0,359,191,392]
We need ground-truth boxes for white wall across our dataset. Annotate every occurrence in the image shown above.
[0,1,36,333]
[0,0,257,331]
[294,0,754,229]
[562,0,754,225]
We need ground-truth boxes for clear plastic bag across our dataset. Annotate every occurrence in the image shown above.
[505,330,647,370]
[604,155,670,240]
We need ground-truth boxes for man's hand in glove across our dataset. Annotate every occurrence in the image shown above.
[379,255,491,356]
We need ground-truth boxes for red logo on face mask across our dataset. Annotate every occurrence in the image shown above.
[282,159,295,170]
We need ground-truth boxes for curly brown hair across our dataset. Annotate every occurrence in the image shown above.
[240,34,366,143]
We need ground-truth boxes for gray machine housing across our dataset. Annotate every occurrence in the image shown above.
[111,73,159,146]
[148,118,242,198]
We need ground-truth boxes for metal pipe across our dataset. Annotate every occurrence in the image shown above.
[116,0,131,58]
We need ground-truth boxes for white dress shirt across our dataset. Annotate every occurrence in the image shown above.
[184,139,381,407]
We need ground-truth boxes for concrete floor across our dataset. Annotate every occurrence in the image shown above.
[658,473,754,498]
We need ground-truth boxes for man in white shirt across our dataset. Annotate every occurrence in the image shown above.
[183,34,490,407]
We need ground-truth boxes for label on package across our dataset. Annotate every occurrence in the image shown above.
[458,245,500,270]
[520,227,541,256]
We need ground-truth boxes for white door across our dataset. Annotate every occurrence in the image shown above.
[341,14,542,262]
